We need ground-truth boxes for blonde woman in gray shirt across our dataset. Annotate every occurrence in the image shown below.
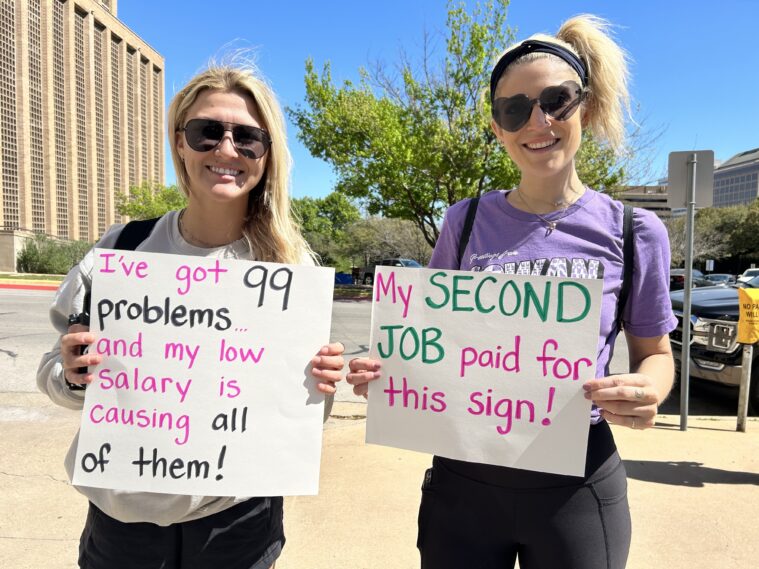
[37,61,344,569]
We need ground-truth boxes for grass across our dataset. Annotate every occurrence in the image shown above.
[0,273,64,281]
[334,284,373,300]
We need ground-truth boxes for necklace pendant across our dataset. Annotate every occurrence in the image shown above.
[547,221,557,231]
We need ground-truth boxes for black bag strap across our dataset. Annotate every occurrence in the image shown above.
[113,217,161,250]
[456,196,480,269]
[616,204,635,333]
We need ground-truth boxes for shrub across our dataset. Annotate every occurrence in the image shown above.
[16,234,92,275]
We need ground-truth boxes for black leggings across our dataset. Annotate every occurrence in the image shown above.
[78,497,284,569]
[417,422,631,569]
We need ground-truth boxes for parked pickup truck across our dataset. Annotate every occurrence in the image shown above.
[669,276,759,411]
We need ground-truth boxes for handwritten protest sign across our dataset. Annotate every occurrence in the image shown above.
[366,267,602,476]
[72,249,334,496]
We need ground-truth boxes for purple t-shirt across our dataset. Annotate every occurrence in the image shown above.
[429,188,677,422]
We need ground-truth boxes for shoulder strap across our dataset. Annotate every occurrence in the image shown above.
[616,204,635,332]
[113,217,161,250]
[83,216,161,316]
[456,197,480,269]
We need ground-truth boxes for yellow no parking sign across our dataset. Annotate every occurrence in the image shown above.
[737,288,759,344]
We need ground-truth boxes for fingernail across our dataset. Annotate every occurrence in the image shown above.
[582,384,591,391]
[583,392,591,399]
[372,371,381,379]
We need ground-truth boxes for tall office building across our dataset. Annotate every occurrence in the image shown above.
[0,0,164,270]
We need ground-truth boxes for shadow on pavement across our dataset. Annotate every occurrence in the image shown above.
[624,460,759,487]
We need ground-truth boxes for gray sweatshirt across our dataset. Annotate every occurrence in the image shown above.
[37,210,329,525]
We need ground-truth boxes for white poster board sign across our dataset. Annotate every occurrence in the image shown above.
[72,249,334,496]
[366,267,602,476]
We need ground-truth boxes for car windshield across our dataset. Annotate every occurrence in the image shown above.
[401,259,422,268]
[744,269,759,278]
[745,276,759,288]
[706,274,729,281]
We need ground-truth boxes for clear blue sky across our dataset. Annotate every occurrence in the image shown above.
[118,0,758,198]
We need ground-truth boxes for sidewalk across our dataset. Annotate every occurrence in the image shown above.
[1,392,757,569]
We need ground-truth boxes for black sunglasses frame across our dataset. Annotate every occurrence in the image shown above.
[491,81,586,133]
[179,118,272,159]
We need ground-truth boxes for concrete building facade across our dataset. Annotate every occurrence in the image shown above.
[0,0,164,270]
[617,184,672,219]
[713,148,759,207]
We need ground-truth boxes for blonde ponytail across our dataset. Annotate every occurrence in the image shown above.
[556,15,630,151]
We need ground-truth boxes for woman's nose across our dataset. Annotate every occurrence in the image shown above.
[215,132,239,157]
[527,101,552,129]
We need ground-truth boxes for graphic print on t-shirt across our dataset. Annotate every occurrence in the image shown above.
[469,253,605,280]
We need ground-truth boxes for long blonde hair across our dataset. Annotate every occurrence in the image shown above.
[495,15,630,152]
[168,63,313,264]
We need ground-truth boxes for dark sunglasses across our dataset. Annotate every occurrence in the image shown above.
[179,118,271,159]
[491,81,586,132]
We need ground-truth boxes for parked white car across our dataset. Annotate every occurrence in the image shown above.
[737,268,759,283]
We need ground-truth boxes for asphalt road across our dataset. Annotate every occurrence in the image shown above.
[0,289,747,417]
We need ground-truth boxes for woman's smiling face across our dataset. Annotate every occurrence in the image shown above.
[176,89,269,208]
[491,57,585,182]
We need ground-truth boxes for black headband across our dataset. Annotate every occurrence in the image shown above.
[489,39,588,102]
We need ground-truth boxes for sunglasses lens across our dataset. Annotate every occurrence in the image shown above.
[184,119,224,152]
[232,125,268,159]
[539,82,582,120]
[493,95,532,132]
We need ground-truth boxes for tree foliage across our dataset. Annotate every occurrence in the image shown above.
[17,234,91,274]
[115,182,187,220]
[339,217,434,267]
[289,0,630,247]
[292,191,361,267]
[665,199,759,267]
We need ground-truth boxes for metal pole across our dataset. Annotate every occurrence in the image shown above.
[737,344,754,432]
[680,153,698,431]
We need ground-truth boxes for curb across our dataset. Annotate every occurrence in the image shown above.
[0,282,60,291]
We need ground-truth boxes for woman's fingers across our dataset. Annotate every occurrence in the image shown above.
[584,374,659,430]
[61,327,100,385]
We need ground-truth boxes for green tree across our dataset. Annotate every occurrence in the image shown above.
[339,217,433,267]
[292,191,361,266]
[115,182,187,220]
[666,202,754,267]
[729,199,759,256]
[290,0,629,247]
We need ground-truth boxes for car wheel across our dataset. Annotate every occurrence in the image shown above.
[364,274,373,285]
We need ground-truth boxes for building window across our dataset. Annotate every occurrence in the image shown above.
[53,0,68,238]
[127,47,137,187]
[94,24,107,235]
[75,8,88,237]
[153,66,161,183]
[140,58,149,183]
[0,0,18,230]
[29,0,45,231]
[111,35,122,222]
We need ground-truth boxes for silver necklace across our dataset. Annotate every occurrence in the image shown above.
[515,189,580,236]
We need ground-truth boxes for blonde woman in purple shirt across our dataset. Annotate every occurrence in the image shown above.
[348,14,677,569]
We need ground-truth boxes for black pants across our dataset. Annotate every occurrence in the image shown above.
[78,497,284,569]
[417,422,631,569]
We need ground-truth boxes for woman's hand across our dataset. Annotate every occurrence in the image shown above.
[346,357,382,398]
[582,373,660,430]
[311,342,345,394]
[61,324,102,387]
